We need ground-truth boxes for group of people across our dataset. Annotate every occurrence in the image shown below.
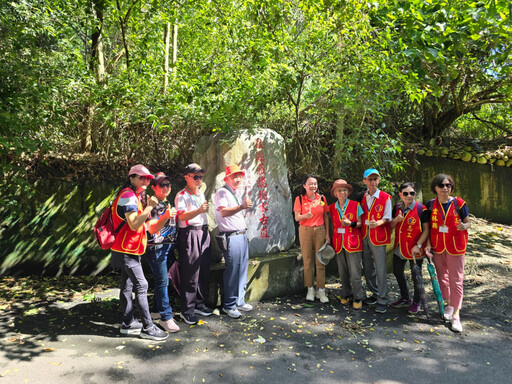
[294,169,470,333]
[107,162,470,341]
[110,163,253,341]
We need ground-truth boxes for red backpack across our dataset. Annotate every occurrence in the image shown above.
[94,203,126,250]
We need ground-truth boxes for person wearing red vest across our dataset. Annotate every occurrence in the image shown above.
[390,182,430,315]
[111,164,168,341]
[328,179,364,310]
[293,175,330,304]
[360,168,392,314]
[425,174,470,333]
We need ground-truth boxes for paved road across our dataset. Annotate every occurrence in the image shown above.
[1,288,511,384]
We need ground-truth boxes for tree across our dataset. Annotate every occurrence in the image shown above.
[371,0,512,140]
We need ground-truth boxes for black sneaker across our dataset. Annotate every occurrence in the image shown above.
[180,313,199,325]
[375,303,387,314]
[364,296,378,306]
[194,305,213,317]
[140,324,169,341]
[120,319,143,335]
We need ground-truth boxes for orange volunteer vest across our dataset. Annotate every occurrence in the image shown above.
[361,190,391,246]
[329,200,363,253]
[394,202,425,259]
[429,197,468,255]
[110,188,147,255]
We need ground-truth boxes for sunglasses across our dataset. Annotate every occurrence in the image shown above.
[437,183,452,189]
[159,183,171,188]
[188,174,204,180]
[402,191,416,196]
[138,175,152,181]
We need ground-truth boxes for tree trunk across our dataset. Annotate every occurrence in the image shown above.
[172,23,178,79]
[163,22,171,93]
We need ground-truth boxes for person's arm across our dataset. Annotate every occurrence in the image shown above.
[147,206,177,235]
[369,198,391,228]
[390,204,403,229]
[177,202,208,222]
[323,211,330,242]
[412,222,430,256]
[125,195,158,231]
[219,196,253,217]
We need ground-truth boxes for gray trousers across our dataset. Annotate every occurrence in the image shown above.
[335,249,364,301]
[117,252,153,329]
[222,233,249,309]
[362,237,389,304]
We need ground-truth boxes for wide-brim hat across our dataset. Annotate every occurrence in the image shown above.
[331,179,353,197]
[151,171,170,186]
[128,164,154,179]
[224,164,245,179]
[184,163,206,174]
[316,242,336,266]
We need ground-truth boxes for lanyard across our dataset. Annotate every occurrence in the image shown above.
[336,200,348,222]
[436,198,452,223]
[185,186,202,206]
[223,184,240,205]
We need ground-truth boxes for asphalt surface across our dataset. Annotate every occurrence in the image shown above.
[1,283,511,384]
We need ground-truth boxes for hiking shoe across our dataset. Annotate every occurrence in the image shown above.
[222,307,242,319]
[391,298,412,308]
[140,324,169,341]
[180,313,199,325]
[451,316,463,333]
[408,302,421,314]
[364,296,378,306]
[340,297,352,306]
[375,303,387,314]
[150,312,161,320]
[316,288,329,303]
[443,306,454,321]
[237,303,253,312]
[120,319,143,335]
[352,300,362,310]
[194,305,214,316]
[306,287,315,302]
[159,318,180,333]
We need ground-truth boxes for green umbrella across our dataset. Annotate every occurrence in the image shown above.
[426,258,445,317]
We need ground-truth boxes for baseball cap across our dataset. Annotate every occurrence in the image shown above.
[151,172,170,186]
[183,163,206,174]
[363,168,380,178]
[128,164,154,179]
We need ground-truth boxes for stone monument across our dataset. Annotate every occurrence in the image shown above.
[194,129,295,257]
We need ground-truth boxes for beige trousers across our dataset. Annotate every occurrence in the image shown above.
[299,225,326,288]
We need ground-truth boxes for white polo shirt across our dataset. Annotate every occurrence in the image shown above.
[214,185,246,232]
[175,187,208,228]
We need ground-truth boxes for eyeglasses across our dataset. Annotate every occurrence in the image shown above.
[402,191,416,196]
[138,175,152,181]
[367,178,379,182]
[437,183,452,189]
[159,183,171,188]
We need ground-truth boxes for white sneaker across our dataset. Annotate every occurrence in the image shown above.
[159,318,180,333]
[306,287,315,301]
[222,307,242,319]
[443,306,454,321]
[237,303,253,312]
[451,316,463,333]
[316,288,329,303]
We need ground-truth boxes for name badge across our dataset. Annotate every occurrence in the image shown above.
[337,228,345,234]
[365,220,369,225]
[439,225,449,233]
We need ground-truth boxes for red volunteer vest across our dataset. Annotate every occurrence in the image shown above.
[110,188,147,255]
[393,202,424,259]
[361,190,391,246]
[329,200,363,253]
[429,197,468,255]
